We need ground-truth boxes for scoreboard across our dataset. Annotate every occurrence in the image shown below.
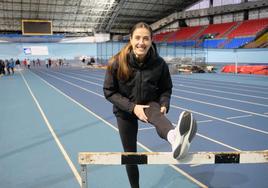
[22,20,52,35]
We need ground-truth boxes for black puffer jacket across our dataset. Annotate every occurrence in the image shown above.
[103,47,173,116]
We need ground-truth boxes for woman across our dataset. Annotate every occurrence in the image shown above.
[103,22,197,188]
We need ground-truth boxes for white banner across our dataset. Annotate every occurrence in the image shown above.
[23,46,49,55]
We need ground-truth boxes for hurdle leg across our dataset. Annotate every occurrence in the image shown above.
[81,164,87,188]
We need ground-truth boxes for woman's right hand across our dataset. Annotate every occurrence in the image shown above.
[133,104,150,123]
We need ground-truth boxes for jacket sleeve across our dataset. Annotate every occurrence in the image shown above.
[158,62,173,113]
[103,65,135,114]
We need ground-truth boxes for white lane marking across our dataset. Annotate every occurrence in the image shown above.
[138,127,155,131]
[173,83,268,100]
[138,120,213,131]
[20,72,82,186]
[32,70,208,188]
[59,71,104,81]
[40,70,268,167]
[51,71,103,86]
[170,104,268,135]
[41,70,268,119]
[40,71,104,98]
[196,133,241,152]
[139,122,241,152]
[173,88,268,107]
[197,120,213,123]
[172,94,268,118]
[173,78,268,95]
[37,70,268,172]
[37,70,268,135]
[53,70,268,108]
[226,114,252,120]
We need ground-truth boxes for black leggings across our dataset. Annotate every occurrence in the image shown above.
[116,102,174,188]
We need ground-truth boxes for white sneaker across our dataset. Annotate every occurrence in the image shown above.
[172,111,197,159]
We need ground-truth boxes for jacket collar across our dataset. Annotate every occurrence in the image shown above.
[128,43,158,69]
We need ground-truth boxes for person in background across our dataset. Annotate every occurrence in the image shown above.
[82,58,86,64]
[59,59,63,67]
[9,58,15,74]
[5,59,10,75]
[48,58,52,68]
[26,59,31,69]
[103,22,197,188]
[0,59,5,76]
[15,59,21,70]
[36,58,41,66]
[23,59,27,68]
[45,59,49,68]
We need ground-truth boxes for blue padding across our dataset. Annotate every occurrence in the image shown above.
[169,40,196,47]
[200,39,226,48]
[224,37,255,49]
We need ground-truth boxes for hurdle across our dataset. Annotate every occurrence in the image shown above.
[78,150,268,188]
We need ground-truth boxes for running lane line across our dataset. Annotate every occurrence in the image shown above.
[32,69,208,188]
[37,69,268,135]
[44,69,268,118]
[20,71,82,187]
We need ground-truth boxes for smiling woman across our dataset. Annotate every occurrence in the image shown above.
[103,22,197,188]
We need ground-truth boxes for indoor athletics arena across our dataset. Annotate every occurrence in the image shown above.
[0,0,268,188]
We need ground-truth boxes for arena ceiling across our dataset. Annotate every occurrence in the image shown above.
[0,0,200,36]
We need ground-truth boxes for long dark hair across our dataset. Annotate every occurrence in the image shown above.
[108,22,154,80]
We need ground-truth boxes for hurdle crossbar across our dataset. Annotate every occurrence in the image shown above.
[78,150,268,188]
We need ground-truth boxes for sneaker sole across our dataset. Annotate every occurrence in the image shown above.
[173,112,197,159]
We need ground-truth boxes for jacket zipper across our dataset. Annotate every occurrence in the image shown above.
[137,70,142,103]
[140,70,143,103]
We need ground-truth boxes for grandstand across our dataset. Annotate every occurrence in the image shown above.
[0,0,268,69]
[0,0,268,74]
[153,17,268,49]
